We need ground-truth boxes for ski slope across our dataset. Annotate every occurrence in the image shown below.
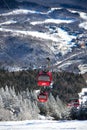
[0,120,87,130]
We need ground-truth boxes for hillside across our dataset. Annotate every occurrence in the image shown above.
[0,0,87,73]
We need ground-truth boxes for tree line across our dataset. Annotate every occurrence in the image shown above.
[0,68,86,103]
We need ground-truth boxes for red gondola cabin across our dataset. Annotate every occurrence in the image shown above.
[67,98,79,108]
[37,71,52,86]
[37,92,48,102]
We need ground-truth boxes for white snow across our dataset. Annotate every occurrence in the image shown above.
[79,22,87,30]
[68,9,87,30]
[57,28,75,42]
[79,12,87,20]
[0,27,75,42]
[79,12,87,30]
[5,65,22,72]
[0,28,59,42]
[0,9,46,16]
[47,7,62,14]
[31,18,74,25]
[68,9,79,14]
[0,7,66,17]
[0,120,87,130]
[78,64,87,74]
[0,20,17,26]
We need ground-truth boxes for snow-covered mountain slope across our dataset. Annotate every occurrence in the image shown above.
[0,0,87,73]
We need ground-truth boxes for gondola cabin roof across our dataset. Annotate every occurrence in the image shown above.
[37,71,52,86]
[37,92,48,103]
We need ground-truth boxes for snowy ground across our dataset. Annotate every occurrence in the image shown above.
[0,120,87,130]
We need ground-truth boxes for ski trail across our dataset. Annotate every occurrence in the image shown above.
[49,50,87,70]
[0,28,58,42]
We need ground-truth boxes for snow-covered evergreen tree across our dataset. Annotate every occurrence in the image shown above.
[47,93,62,119]
[0,86,40,121]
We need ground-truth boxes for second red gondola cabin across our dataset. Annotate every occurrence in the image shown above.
[37,92,48,102]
